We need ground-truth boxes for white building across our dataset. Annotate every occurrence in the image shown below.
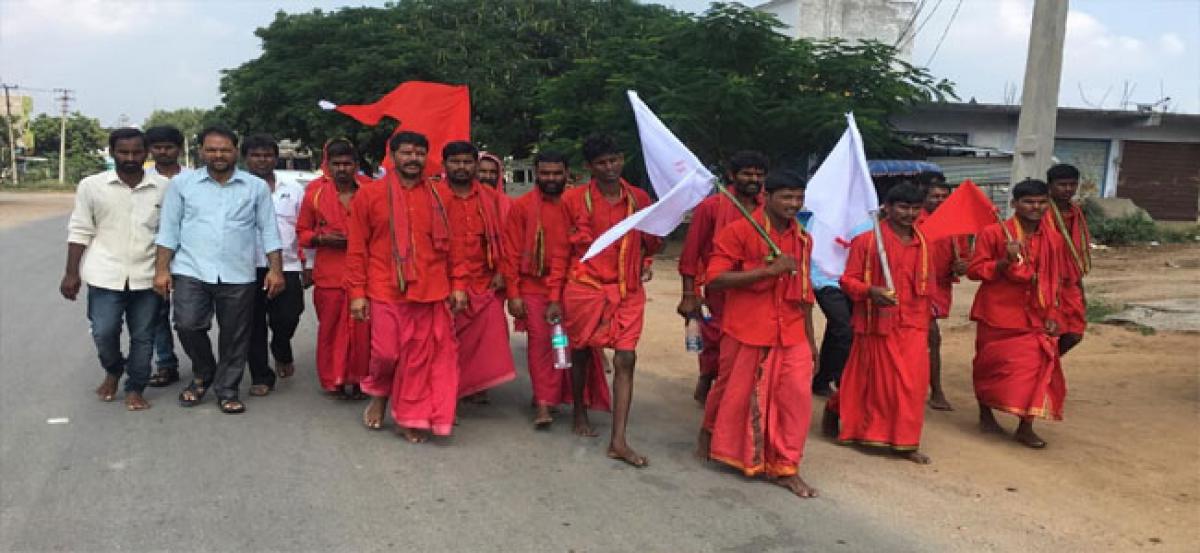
[755,0,917,60]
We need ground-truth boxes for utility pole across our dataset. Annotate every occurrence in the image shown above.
[54,89,74,184]
[1,83,18,185]
[1010,0,1069,184]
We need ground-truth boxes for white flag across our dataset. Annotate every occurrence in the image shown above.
[806,113,879,278]
[580,91,716,262]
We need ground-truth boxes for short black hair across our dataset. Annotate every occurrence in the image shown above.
[389,131,429,153]
[197,125,238,148]
[441,140,478,160]
[764,171,806,193]
[240,133,278,156]
[534,150,569,168]
[325,139,355,159]
[108,127,146,151]
[144,125,183,147]
[1012,178,1049,199]
[916,171,946,187]
[727,150,769,174]
[1046,163,1080,183]
[581,134,620,163]
[885,182,926,204]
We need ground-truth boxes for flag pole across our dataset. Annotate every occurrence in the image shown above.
[869,210,896,292]
[995,210,1024,263]
[713,178,782,259]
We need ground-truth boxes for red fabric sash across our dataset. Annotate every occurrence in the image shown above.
[1006,217,1062,315]
[520,186,549,277]
[578,180,643,298]
[385,173,450,292]
[311,178,350,236]
[475,182,505,271]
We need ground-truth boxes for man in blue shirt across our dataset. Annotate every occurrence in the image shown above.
[800,211,870,396]
[154,125,285,414]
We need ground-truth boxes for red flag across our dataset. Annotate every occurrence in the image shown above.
[320,81,470,177]
[918,179,998,242]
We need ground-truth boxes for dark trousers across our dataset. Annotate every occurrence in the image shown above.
[248,269,304,387]
[172,275,255,401]
[87,285,160,393]
[153,297,179,370]
[813,286,853,392]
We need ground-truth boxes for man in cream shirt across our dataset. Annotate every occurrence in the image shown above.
[60,128,169,411]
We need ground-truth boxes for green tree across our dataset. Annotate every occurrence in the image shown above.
[218,1,955,178]
[28,112,107,183]
[143,107,220,165]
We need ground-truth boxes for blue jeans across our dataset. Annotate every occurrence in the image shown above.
[154,298,179,370]
[87,285,161,393]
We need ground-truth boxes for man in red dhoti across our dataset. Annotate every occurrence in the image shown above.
[968,179,1066,449]
[914,173,971,411]
[701,172,819,498]
[1045,164,1090,356]
[502,151,611,427]
[345,131,462,443]
[438,141,517,403]
[822,183,935,464]
[545,134,662,467]
[677,150,767,403]
[297,139,371,399]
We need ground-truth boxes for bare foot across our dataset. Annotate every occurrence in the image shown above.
[607,442,649,468]
[903,450,931,464]
[533,405,553,429]
[928,393,954,411]
[124,391,150,411]
[397,426,429,444]
[362,397,386,430]
[694,429,711,461]
[276,362,295,379]
[773,475,819,498]
[978,406,1006,435]
[1014,424,1047,449]
[692,374,713,404]
[821,408,839,438]
[573,413,598,437]
[95,374,119,402]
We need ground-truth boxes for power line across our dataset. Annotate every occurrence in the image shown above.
[894,0,928,48]
[924,0,963,66]
[898,0,944,51]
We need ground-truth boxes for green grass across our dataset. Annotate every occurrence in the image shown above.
[1,180,76,192]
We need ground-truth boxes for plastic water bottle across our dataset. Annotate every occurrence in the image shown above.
[685,317,703,353]
[551,323,571,369]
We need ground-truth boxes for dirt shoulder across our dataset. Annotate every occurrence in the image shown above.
[0,191,75,230]
[640,241,1200,552]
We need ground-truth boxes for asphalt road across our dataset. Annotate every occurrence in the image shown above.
[0,215,925,553]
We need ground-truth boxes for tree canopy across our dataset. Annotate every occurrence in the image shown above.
[219,0,954,177]
[28,112,106,183]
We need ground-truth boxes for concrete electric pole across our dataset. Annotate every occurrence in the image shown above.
[2,83,18,185]
[55,89,74,184]
[1010,0,1069,184]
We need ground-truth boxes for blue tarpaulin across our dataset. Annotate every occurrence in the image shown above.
[867,160,942,177]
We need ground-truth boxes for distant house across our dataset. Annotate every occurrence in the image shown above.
[755,0,917,61]
[892,102,1200,221]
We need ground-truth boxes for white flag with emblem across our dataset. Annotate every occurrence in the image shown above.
[805,112,879,278]
[580,91,716,262]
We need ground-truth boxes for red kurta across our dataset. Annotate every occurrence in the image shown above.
[679,193,763,377]
[827,223,932,450]
[500,188,612,410]
[297,178,370,390]
[703,210,815,477]
[344,176,459,430]
[440,180,516,397]
[1045,202,1090,335]
[549,180,661,350]
[968,220,1067,420]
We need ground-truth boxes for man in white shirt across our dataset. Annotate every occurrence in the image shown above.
[144,125,188,388]
[60,128,168,411]
[243,133,306,396]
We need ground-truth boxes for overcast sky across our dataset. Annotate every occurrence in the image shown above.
[1,0,1196,126]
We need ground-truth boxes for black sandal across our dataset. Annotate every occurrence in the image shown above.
[218,398,246,414]
[178,381,208,407]
[148,369,180,388]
